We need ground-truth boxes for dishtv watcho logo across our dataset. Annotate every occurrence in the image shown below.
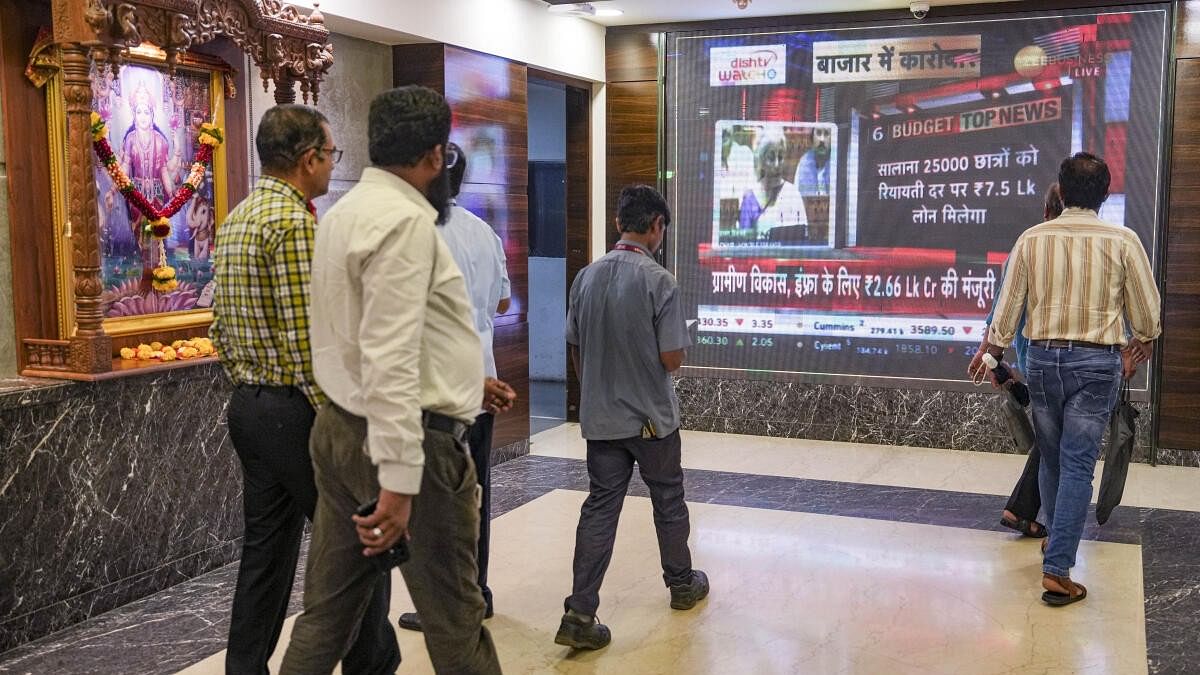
[710,45,787,87]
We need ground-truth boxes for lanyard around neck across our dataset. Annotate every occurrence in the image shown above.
[614,242,648,256]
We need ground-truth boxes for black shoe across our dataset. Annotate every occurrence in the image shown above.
[398,612,422,632]
[399,606,494,633]
[670,570,710,610]
[554,609,611,650]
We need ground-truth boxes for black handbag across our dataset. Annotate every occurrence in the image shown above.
[1096,383,1138,525]
[998,388,1036,453]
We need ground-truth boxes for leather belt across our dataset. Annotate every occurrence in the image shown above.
[422,410,471,445]
[1036,339,1119,352]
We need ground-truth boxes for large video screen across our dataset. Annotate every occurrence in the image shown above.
[667,7,1169,388]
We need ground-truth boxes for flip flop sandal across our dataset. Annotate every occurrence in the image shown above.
[1041,575,1087,606]
[1001,515,1048,538]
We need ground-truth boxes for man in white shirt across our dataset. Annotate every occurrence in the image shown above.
[280,86,507,675]
[398,142,512,632]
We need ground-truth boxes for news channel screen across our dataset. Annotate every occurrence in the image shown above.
[665,5,1169,387]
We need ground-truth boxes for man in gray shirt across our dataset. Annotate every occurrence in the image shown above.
[555,185,709,651]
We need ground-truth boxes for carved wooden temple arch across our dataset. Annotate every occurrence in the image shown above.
[20,0,333,378]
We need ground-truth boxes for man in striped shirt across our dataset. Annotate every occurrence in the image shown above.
[985,152,1160,607]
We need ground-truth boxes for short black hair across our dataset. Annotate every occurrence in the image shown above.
[617,185,671,233]
[447,141,467,197]
[256,105,329,173]
[369,86,451,167]
[1057,152,1110,211]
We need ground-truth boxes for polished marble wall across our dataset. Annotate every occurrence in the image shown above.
[674,376,1190,466]
[0,363,240,652]
[247,32,393,216]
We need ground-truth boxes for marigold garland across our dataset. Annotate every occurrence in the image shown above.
[90,111,223,243]
[150,236,179,293]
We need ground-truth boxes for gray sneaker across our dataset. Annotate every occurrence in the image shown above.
[669,570,710,610]
[554,609,611,650]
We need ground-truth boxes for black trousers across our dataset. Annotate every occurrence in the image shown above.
[565,429,693,616]
[469,412,495,612]
[1006,444,1043,523]
[225,385,396,675]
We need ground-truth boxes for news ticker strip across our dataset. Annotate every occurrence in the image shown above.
[696,307,988,342]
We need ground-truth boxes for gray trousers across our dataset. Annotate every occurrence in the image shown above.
[565,429,693,616]
[280,404,501,675]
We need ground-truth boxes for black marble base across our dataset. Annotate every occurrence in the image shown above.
[1153,447,1200,468]
[0,363,242,652]
[676,375,1167,463]
[492,439,530,466]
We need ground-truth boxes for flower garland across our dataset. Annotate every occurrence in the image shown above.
[90,112,223,292]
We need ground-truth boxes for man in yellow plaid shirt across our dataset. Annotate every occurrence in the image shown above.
[211,105,398,674]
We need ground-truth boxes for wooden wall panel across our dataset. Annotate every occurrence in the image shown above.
[445,48,528,190]
[492,321,530,448]
[2,0,57,367]
[1164,61,1200,295]
[443,48,529,448]
[1159,57,1200,450]
[454,187,529,447]
[394,44,531,450]
[605,80,659,249]
[607,31,658,83]
[455,188,529,319]
[564,84,591,420]
[1179,1,1200,59]
[1158,295,1200,449]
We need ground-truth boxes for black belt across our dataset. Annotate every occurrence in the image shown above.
[236,383,299,396]
[1036,339,1119,352]
[422,410,471,445]
[326,402,470,444]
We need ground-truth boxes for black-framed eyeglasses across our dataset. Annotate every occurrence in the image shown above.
[317,146,343,165]
[445,145,460,169]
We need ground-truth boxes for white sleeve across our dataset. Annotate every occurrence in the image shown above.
[494,232,510,300]
[357,214,437,495]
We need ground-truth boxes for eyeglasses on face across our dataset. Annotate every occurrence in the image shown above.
[317,146,343,165]
[445,145,460,169]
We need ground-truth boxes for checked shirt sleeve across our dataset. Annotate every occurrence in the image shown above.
[271,215,326,408]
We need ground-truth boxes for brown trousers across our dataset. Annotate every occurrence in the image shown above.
[280,404,502,675]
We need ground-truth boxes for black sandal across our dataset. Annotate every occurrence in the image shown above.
[1041,574,1087,606]
[1001,515,1048,538]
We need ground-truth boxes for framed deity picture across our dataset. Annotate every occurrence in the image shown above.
[47,54,229,337]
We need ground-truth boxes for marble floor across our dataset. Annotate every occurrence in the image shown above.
[2,428,1199,674]
[532,425,1200,512]
[179,490,1147,675]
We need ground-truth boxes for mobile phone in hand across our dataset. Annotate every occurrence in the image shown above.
[355,499,411,572]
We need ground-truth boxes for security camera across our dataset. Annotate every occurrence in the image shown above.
[910,1,930,19]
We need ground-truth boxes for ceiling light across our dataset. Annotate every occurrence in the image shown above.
[548,3,596,15]
[733,0,751,8]
[595,8,624,16]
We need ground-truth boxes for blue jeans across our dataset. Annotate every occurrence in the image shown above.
[1026,345,1121,577]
